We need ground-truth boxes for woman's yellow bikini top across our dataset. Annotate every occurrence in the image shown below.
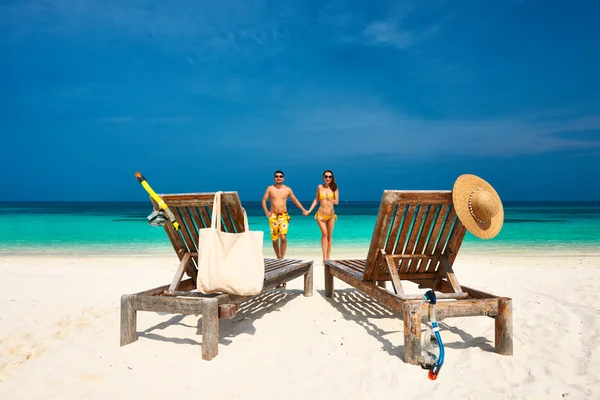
[319,191,335,200]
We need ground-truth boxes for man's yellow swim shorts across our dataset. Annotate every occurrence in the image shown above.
[268,212,290,240]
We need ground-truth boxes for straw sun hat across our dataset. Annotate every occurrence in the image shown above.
[452,174,504,240]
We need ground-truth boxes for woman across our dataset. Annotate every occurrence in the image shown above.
[306,170,339,262]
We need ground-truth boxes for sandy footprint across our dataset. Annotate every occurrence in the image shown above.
[56,319,70,327]
[51,308,111,335]
[54,330,69,339]
[5,345,21,356]
[0,371,12,382]
[74,316,93,329]
[24,349,42,361]
[1,307,112,381]
[0,344,45,380]
[81,307,113,319]
[90,308,115,319]
[78,373,104,382]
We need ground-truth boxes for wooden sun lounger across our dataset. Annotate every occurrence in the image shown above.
[324,190,513,364]
[120,192,313,360]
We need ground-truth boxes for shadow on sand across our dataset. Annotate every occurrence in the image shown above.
[319,288,495,361]
[138,288,302,347]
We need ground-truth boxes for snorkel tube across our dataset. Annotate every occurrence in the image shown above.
[424,290,445,380]
[135,172,180,231]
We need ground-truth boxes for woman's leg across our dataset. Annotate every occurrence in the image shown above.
[325,217,336,260]
[316,216,328,263]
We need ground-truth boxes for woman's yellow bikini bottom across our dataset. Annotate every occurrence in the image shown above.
[315,212,337,222]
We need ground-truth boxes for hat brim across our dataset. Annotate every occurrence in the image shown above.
[452,174,504,240]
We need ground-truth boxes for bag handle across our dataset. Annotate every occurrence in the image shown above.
[212,192,251,233]
[242,207,250,232]
[211,191,223,231]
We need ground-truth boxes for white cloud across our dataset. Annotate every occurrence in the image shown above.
[2,0,444,54]
[218,101,600,160]
[314,106,600,157]
[362,21,413,49]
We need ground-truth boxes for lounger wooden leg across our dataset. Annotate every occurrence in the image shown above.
[495,298,513,356]
[304,264,313,297]
[324,264,334,297]
[201,298,219,360]
[402,301,422,365]
[120,295,137,346]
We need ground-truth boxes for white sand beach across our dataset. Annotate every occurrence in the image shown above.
[1,250,599,399]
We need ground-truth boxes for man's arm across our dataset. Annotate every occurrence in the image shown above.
[289,190,307,214]
[261,187,272,217]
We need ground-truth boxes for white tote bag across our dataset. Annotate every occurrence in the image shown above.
[196,192,265,295]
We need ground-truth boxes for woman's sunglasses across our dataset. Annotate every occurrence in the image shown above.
[324,175,332,179]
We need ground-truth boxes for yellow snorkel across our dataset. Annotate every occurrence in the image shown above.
[135,172,180,231]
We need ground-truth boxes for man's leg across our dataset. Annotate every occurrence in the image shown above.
[279,235,287,259]
[278,214,290,259]
[269,215,280,258]
[272,240,280,258]
[276,235,287,288]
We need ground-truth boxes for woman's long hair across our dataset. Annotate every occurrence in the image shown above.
[323,170,338,192]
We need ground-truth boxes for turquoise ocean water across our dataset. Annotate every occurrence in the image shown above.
[0,201,599,256]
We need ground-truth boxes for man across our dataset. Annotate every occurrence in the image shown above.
[261,170,308,259]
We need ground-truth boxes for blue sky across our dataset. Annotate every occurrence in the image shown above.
[1,0,599,202]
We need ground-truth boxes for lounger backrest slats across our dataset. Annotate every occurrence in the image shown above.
[150,192,246,263]
[363,190,467,282]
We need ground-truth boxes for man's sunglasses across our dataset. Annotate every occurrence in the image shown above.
[275,175,284,178]
[324,175,332,179]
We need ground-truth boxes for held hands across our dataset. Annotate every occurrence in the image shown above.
[302,209,310,216]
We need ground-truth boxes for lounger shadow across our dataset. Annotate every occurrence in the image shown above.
[323,190,513,365]
[120,191,313,360]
